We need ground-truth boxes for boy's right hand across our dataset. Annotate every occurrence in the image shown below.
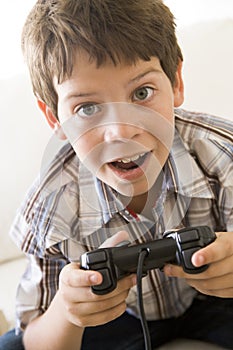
[58,231,136,328]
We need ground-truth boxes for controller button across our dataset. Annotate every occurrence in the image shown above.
[182,247,199,269]
[88,251,107,264]
[179,229,199,243]
[96,268,113,290]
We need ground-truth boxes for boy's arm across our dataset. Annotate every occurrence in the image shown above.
[23,263,136,350]
[23,289,84,350]
[23,231,136,350]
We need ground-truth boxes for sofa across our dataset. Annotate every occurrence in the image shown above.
[0,19,232,349]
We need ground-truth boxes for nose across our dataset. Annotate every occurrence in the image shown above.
[102,103,144,142]
[103,122,143,142]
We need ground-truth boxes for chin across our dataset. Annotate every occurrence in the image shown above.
[112,176,153,198]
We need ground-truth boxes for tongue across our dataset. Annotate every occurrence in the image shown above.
[113,161,137,170]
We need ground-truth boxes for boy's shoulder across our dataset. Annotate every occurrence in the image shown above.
[175,108,233,145]
[10,142,88,256]
[174,108,233,188]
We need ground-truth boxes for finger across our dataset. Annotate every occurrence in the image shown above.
[197,287,233,298]
[200,255,233,279]
[109,274,137,296]
[88,274,136,301]
[164,263,210,280]
[64,275,135,328]
[163,264,186,278]
[192,232,233,267]
[187,273,233,292]
[74,301,127,328]
[165,253,233,281]
[68,289,130,318]
[61,274,136,303]
[60,263,103,288]
[100,230,130,248]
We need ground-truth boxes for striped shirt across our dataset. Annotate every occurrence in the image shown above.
[10,108,233,331]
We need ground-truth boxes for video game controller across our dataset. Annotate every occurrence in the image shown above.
[80,226,216,295]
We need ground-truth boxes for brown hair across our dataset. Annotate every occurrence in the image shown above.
[22,0,183,118]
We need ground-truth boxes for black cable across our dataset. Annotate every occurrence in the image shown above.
[137,249,152,350]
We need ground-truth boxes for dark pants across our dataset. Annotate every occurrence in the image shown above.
[1,296,233,350]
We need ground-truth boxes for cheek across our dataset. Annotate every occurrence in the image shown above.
[73,135,96,160]
[155,83,175,116]
[72,131,105,177]
[160,97,174,120]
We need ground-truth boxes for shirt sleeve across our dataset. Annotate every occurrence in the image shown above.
[192,138,233,231]
[15,252,67,333]
[9,144,81,333]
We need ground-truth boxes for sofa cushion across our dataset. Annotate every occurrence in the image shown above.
[0,310,9,336]
[0,257,27,328]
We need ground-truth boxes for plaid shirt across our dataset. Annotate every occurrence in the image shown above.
[10,109,233,331]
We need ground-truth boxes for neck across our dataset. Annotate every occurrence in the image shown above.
[120,173,163,218]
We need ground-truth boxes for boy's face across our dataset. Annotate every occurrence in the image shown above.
[52,51,183,198]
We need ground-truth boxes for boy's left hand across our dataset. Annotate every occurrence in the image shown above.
[164,232,233,298]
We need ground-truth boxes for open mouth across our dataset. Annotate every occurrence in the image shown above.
[110,152,150,172]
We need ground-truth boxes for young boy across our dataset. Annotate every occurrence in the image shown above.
[1,1,233,349]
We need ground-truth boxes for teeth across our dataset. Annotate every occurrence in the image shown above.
[117,153,145,164]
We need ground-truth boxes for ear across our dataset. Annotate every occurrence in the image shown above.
[173,60,184,107]
[37,99,67,140]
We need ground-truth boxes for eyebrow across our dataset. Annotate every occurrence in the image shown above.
[63,68,162,102]
[128,68,163,85]
[63,91,98,103]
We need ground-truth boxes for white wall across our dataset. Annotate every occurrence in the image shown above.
[165,0,233,27]
[0,0,232,79]
[179,19,233,119]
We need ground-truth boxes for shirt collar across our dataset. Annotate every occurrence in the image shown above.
[166,129,214,198]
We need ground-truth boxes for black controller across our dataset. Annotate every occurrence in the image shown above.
[80,226,216,295]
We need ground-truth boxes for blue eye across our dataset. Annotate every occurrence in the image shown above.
[133,87,154,101]
[76,103,101,118]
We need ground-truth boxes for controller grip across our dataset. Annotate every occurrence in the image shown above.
[165,225,216,274]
